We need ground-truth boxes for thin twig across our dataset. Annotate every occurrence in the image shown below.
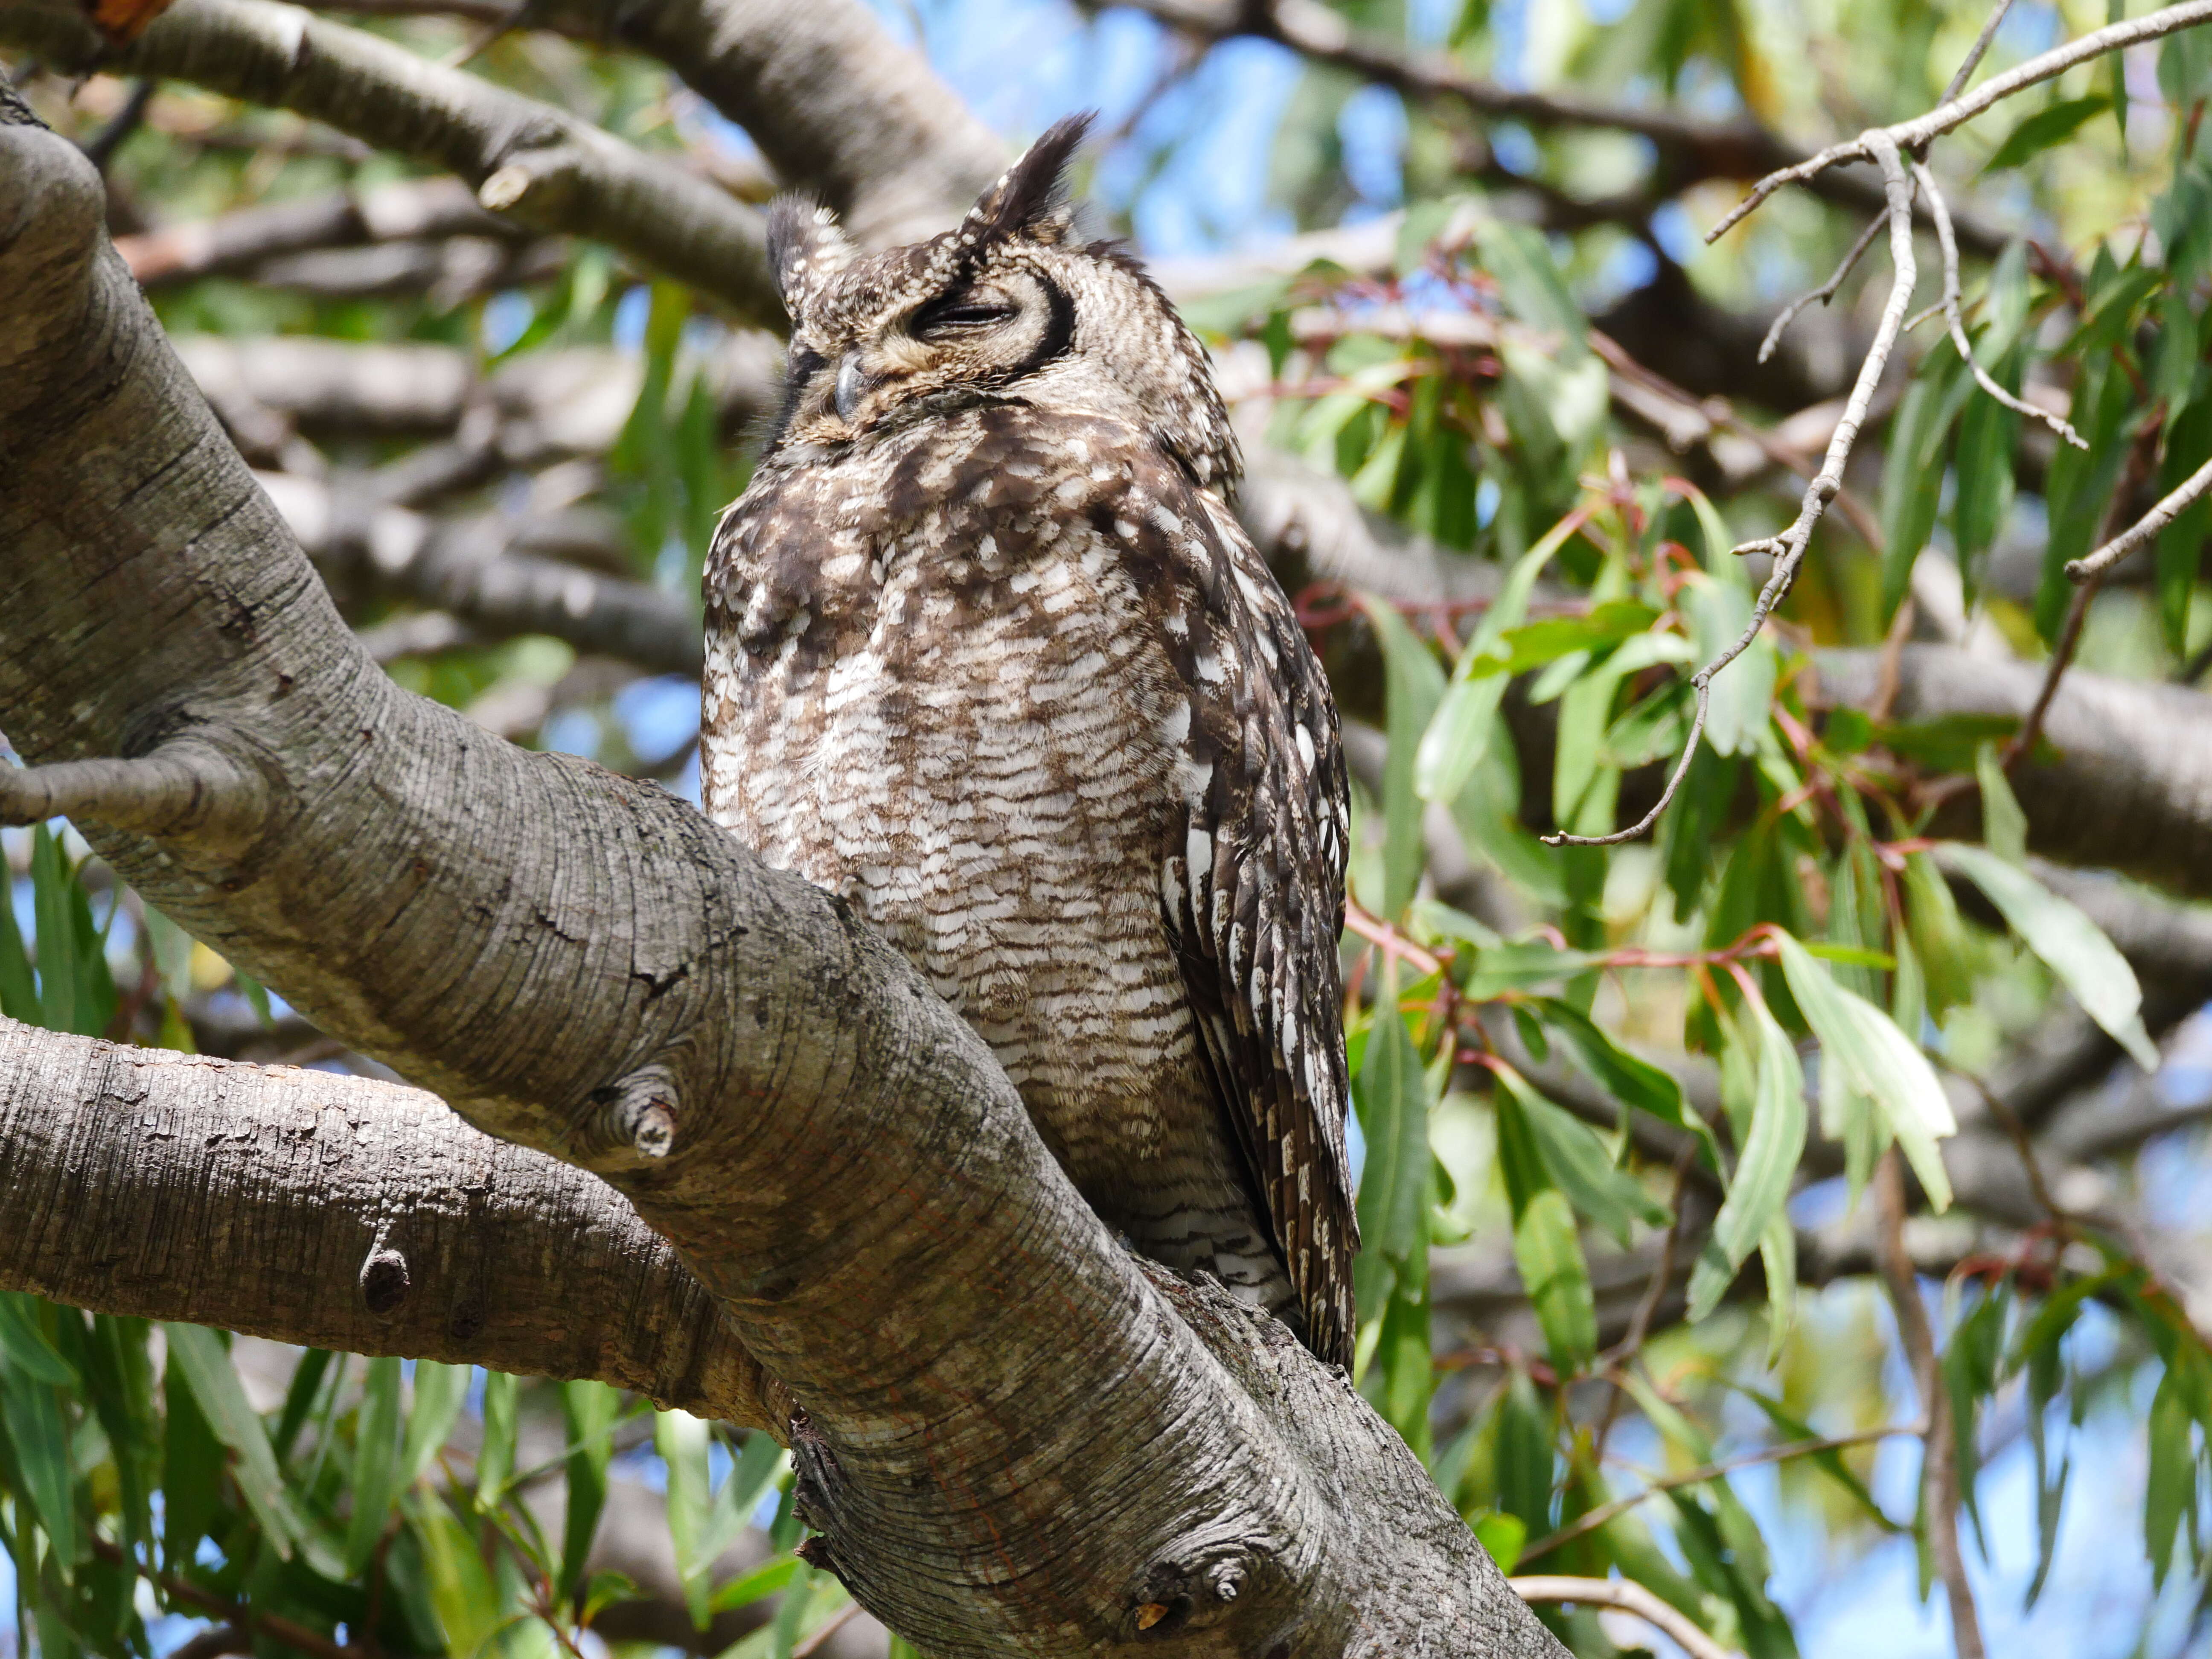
[791,1602,864,1657]
[1590,1145,1700,1465]
[87,1540,357,1659]
[1509,1575,1740,1659]
[1707,0,2212,243]
[1515,1423,1919,1566]
[81,76,156,172]
[1938,0,2019,106]
[1914,160,2086,448]
[2004,573,2098,773]
[1546,130,1920,849]
[1938,1059,2069,1224]
[1874,1150,1986,1659]
[2064,454,2212,581]
[1758,211,1889,365]
[2007,425,2161,768]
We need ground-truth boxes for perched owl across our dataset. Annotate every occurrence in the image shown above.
[700,116,1359,1365]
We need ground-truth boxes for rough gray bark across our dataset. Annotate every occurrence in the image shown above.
[0,1019,771,1422]
[1816,646,2212,900]
[0,0,781,324]
[0,105,1564,1659]
[508,0,1005,247]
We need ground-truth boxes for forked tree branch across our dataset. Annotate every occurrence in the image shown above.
[0,0,782,324]
[0,1016,775,1424]
[0,97,1564,1659]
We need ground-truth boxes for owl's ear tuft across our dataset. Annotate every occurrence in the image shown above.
[959,112,1094,249]
[767,196,856,319]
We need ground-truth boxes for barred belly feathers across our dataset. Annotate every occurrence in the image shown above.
[700,115,1359,1365]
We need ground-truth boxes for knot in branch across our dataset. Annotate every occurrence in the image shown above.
[576,1063,678,1167]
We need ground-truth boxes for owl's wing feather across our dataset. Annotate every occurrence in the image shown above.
[1124,454,1360,1368]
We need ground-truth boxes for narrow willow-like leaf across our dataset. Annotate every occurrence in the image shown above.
[402,1359,469,1487]
[1511,1187,1597,1373]
[1358,596,1445,917]
[1938,843,2159,1071]
[657,1409,715,1630]
[1687,996,1805,1321]
[1415,510,1586,805]
[1973,741,2028,865]
[1773,933,1956,1210]
[1492,1062,1665,1247]
[348,1355,405,1572]
[163,1322,323,1566]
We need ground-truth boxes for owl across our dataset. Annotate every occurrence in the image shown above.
[700,116,1358,1366]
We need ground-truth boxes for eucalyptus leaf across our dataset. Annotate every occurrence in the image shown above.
[1937,844,2159,1070]
[1773,933,1956,1210]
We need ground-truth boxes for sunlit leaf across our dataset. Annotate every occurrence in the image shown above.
[1981,94,2111,174]
[1773,933,1955,1210]
[1359,596,1446,917]
[1937,844,2159,1070]
[1491,1061,1666,1246]
[1686,995,1805,1321]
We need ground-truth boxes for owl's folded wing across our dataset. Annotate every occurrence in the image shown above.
[1140,469,1362,1369]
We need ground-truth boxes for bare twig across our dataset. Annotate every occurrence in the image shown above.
[1758,210,1889,365]
[2065,454,2212,581]
[79,75,155,170]
[1708,1,2212,242]
[1516,1423,1917,1567]
[1914,160,2086,448]
[1546,130,1920,849]
[789,1603,864,1657]
[1509,1575,1740,1659]
[2005,573,2101,772]
[1874,1150,1985,1659]
[1938,0,2019,106]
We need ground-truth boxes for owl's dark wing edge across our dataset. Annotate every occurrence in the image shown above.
[1144,474,1361,1370]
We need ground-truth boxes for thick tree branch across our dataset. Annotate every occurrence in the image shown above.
[1815,646,2212,900]
[0,1016,773,1423]
[0,0,781,323]
[0,99,1563,1659]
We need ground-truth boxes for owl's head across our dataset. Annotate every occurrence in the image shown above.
[759,114,1239,497]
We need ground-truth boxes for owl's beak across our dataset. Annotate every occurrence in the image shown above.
[834,351,872,425]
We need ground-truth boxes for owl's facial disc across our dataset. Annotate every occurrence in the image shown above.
[818,265,1074,437]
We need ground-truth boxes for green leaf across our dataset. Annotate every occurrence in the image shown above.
[708,1554,803,1613]
[1758,1209,1797,1366]
[1492,1062,1666,1246]
[1477,219,1587,352]
[1512,1187,1597,1374]
[1981,94,2111,174]
[163,1322,323,1566]
[1687,995,1806,1321]
[410,1490,505,1659]
[657,1409,715,1629]
[1680,572,1775,755]
[1415,510,1589,805]
[0,1355,76,1556]
[558,1380,619,1600]
[1459,940,1606,999]
[1877,345,1973,621]
[1974,742,2028,865]
[2154,392,2212,655]
[404,1360,469,1485]
[1353,977,1435,1316]
[1773,932,1956,1210]
[1533,997,1690,1128]
[1936,843,2160,1071]
[0,847,37,1022]
[348,1356,406,1573]
[162,1346,226,1571]
[1472,1511,1527,1573]
[1872,712,2021,772]
[0,1294,79,1386]
[2036,360,2137,639]
[2145,1372,2192,1584]
[1359,596,1447,917]
[477,1370,519,1504]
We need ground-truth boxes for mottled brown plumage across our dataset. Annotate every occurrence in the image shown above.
[700,116,1358,1365]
